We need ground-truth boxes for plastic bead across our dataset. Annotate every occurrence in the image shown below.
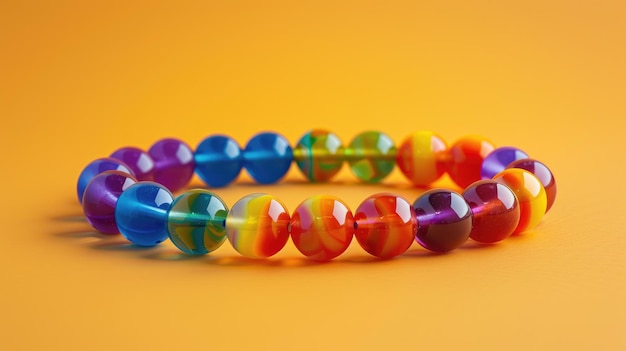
[115,182,174,246]
[77,157,134,203]
[463,180,520,243]
[412,190,473,252]
[507,159,557,213]
[82,170,137,234]
[226,194,290,258]
[195,135,243,187]
[290,195,354,260]
[345,131,396,183]
[110,147,155,181]
[354,193,416,258]
[167,190,228,255]
[481,146,529,180]
[148,138,195,192]
[447,136,495,188]
[294,130,344,182]
[493,168,547,234]
[243,132,293,184]
[396,131,448,186]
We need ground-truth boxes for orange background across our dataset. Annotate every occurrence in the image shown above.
[1,1,625,350]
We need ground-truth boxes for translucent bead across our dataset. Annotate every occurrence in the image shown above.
[243,132,293,184]
[447,136,495,188]
[493,168,547,234]
[226,194,290,258]
[110,147,155,181]
[148,138,195,192]
[115,182,174,246]
[481,146,529,180]
[396,131,448,186]
[412,190,472,252]
[294,130,344,182]
[82,170,137,234]
[167,190,228,255]
[345,131,396,183]
[77,158,134,204]
[463,180,520,243]
[291,195,354,260]
[195,135,243,187]
[354,193,416,258]
[507,159,557,213]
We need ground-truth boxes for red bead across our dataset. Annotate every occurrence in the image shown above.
[354,193,416,258]
[290,195,354,260]
[446,136,495,188]
[463,180,520,243]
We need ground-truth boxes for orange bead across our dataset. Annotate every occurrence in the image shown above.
[290,195,354,261]
[446,136,496,188]
[493,168,547,234]
[396,131,448,186]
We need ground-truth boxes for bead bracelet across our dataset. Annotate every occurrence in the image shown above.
[77,130,556,261]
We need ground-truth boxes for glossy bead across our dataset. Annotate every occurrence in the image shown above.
[354,193,416,258]
[291,195,354,260]
[243,132,293,184]
[345,131,396,183]
[294,130,344,182]
[148,138,195,192]
[110,147,155,181]
[447,136,495,188]
[226,194,290,258]
[115,182,174,246]
[396,131,448,186]
[481,146,529,180]
[493,168,547,234]
[195,135,243,187]
[77,158,134,203]
[507,159,557,213]
[82,170,137,234]
[167,190,228,255]
[463,180,520,243]
[412,190,473,252]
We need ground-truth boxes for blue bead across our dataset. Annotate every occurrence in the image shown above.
[77,158,134,204]
[115,182,174,247]
[243,132,293,184]
[194,135,243,187]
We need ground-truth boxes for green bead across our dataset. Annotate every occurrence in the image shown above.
[294,130,344,182]
[167,189,228,255]
[346,131,396,182]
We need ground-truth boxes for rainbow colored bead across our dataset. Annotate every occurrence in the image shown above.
[345,131,396,183]
[291,195,355,261]
[396,131,447,186]
[226,194,290,258]
[167,190,228,255]
[294,130,344,182]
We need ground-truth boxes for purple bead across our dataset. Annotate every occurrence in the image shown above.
[148,138,195,192]
[77,157,134,204]
[110,147,155,181]
[507,158,557,213]
[412,190,473,252]
[82,170,137,234]
[481,147,529,180]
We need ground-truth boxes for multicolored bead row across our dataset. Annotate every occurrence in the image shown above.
[77,130,557,261]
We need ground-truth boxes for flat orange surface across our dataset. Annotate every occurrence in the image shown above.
[2,1,625,350]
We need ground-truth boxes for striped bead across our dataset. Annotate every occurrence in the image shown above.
[493,168,547,234]
[346,131,396,183]
[294,130,344,182]
[396,131,448,186]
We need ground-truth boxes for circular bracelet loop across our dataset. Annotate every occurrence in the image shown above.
[77,129,557,261]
